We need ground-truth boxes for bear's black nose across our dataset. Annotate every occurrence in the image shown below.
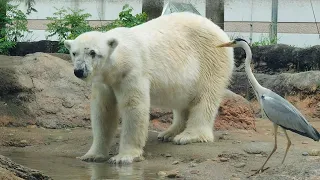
[74,69,84,78]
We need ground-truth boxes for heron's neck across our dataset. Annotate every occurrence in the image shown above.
[243,44,262,91]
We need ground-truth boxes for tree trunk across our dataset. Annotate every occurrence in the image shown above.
[0,0,8,39]
[142,0,164,20]
[206,0,224,30]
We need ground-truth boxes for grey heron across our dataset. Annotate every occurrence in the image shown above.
[217,38,320,176]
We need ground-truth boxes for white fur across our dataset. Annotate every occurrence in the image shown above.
[64,12,234,164]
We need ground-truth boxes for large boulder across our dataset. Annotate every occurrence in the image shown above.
[0,155,51,180]
[229,71,320,120]
[0,53,91,128]
[0,53,257,130]
[229,71,320,98]
[214,90,256,130]
[150,90,256,131]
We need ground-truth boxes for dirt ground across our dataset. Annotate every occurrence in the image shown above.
[0,119,319,180]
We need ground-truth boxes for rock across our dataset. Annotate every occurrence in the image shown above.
[0,155,51,180]
[243,142,271,154]
[3,139,29,147]
[308,149,320,156]
[0,167,23,180]
[232,140,241,144]
[149,119,170,132]
[0,53,91,129]
[214,90,256,130]
[218,152,246,161]
[165,153,172,157]
[150,108,172,121]
[157,171,166,177]
[229,71,320,99]
[302,152,309,156]
[166,171,179,178]
[302,141,308,144]
[190,170,199,174]
[157,170,179,178]
[0,116,15,127]
[234,162,246,168]
[189,162,197,167]
[211,158,219,161]
[172,161,179,165]
[26,125,37,129]
[56,136,63,140]
[150,90,256,131]
[231,174,237,177]
[219,157,228,162]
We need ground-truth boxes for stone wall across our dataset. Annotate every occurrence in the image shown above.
[234,44,320,74]
[9,41,320,74]
[9,40,60,56]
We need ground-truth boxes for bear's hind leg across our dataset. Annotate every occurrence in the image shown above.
[173,97,219,145]
[157,109,188,142]
[79,83,119,162]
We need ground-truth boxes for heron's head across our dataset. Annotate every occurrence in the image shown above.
[216,38,249,48]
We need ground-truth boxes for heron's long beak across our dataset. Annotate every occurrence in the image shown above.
[216,42,234,48]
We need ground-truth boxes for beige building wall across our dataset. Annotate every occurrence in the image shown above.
[12,0,320,47]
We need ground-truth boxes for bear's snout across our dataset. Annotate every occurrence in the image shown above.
[74,69,85,78]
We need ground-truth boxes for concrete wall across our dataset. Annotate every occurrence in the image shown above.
[11,0,142,41]
[10,0,320,47]
[224,0,320,47]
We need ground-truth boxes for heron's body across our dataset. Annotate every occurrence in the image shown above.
[217,38,320,176]
[260,90,320,141]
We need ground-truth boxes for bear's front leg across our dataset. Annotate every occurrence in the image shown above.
[108,78,150,164]
[79,83,119,162]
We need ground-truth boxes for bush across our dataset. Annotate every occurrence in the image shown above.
[252,34,279,47]
[46,4,148,53]
[0,3,29,55]
[97,4,148,31]
[46,8,92,53]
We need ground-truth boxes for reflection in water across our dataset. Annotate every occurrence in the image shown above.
[89,163,146,180]
[0,150,160,180]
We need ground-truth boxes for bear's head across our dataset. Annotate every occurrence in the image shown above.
[64,31,118,82]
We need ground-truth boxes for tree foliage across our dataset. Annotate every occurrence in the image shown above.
[0,2,29,54]
[46,4,148,53]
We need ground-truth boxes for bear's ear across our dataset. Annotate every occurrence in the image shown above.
[64,40,73,51]
[107,38,118,49]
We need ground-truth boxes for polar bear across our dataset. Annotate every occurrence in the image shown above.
[64,12,234,164]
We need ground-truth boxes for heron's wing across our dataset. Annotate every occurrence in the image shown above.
[261,93,319,140]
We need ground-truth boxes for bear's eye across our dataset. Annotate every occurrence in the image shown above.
[72,52,76,56]
[89,50,96,58]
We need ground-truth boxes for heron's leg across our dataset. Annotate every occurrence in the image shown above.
[281,129,291,164]
[249,124,278,177]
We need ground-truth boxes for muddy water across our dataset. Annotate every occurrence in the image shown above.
[1,151,160,180]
